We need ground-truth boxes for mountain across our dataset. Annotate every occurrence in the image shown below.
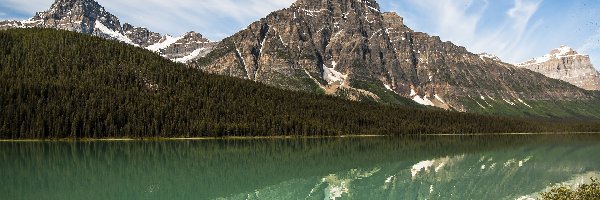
[0,0,214,63]
[478,53,502,62]
[192,0,600,118]
[517,46,600,91]
[4,28,586,138]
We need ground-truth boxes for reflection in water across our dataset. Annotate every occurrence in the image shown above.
[1,134,599,200]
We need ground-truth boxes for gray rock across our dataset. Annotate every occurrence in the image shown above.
[517,46,600,91]
[122,23,163,47]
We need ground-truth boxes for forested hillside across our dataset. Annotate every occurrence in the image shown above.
[0,28,598,139]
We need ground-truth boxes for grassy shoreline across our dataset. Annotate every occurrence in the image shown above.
[1,132,599,142]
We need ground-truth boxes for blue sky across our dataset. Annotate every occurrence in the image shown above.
[1,0,599,68]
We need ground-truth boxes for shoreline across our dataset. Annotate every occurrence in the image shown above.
[0,134,388,142]
[0,132,599,142]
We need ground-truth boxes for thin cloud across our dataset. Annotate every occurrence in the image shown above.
[385,0,544,64]
[506,0,543,46]
[401,0,488,43]
[579,28,600,70]
[579,28,600,53]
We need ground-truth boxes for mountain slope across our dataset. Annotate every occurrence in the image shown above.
[191,0,600,118]
[517,46,600,91]
[0,0,214,62]
[6,28,592,138]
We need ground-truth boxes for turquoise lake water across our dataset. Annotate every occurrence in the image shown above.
[1,134,599,199]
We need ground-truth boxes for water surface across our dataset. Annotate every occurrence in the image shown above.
[1,134,599,199]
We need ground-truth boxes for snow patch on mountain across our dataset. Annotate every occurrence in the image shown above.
[479,53,501,62]
[94,22,136,46]
[323,62,347,85]
[409,88,434,106]
[173,47,206,63]
[146,35,183,52]
[517,45,579,66]
[412,95,434,106]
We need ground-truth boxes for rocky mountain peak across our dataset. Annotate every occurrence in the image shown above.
[194,0,594,112]
[519,45,581,66]
[478,53,502,62]
[46,0,101,12]
[517,45,600,90]
[30,0,121,33]
[183,31,210,42]
[382,12,404,27]
[549,45,577,56]
[1,0,214,63]
[293,0,380,11]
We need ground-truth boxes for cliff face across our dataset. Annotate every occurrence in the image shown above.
[193,0,595,112]
[517,46,600,91]
[0,0,214,63]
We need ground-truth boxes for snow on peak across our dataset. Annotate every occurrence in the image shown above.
[517,45,581,66]
[478,53,501,62]
[552,45,576,56]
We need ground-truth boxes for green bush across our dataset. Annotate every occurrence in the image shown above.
[540,178,600,200]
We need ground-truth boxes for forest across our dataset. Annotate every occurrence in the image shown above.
[1,28,599,139]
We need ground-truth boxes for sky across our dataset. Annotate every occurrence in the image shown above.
[1,0,599,69]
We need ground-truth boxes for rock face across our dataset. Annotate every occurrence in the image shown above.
[193,0,595,112]
[160,31,216,62]
[0,0,213,63]
[517,46,600,91]
[478,53,502,62]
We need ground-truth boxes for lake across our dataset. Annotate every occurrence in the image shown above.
[1,134,599,200]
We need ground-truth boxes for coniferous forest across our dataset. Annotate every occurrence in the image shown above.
[1,28,599,139]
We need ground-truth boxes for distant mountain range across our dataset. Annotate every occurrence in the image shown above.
[2,0,600,118]
[0,0,215,62]
[517,46,600,91]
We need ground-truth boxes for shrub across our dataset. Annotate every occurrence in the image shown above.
[540,178,600,200]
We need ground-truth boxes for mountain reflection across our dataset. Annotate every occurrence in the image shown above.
[1,134,599,200]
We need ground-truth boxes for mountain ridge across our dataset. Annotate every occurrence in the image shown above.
[2,0,599,118]
[191,0,600,117]
[0,0,214,63]
[517,45,600,91]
